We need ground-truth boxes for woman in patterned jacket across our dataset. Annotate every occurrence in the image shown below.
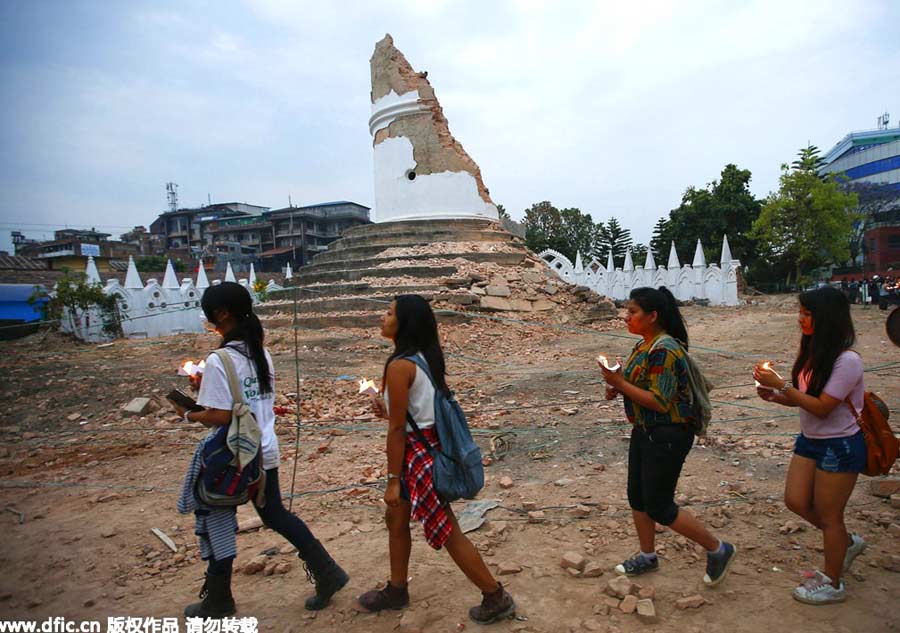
[358,294,516,625]
[599,287,737,584]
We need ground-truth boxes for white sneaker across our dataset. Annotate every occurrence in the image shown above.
[842,533,865,573]
[792,571,846,605]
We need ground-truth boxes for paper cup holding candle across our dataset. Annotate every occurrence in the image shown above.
[596,354,621,372]
[358,378,379,396]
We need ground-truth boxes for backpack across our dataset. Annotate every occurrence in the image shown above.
[194,349,266,508]
[650,334,714,436]
[847,391,898,477]
[402,354,484,502]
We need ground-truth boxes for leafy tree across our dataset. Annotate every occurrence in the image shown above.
[29,270,121,336]
[792,143,826,174]
[662,164,762,268]
[496,204,510,220]
[523,201,566,255]
[136,255,186,273]
[631,243,648,265]
[750,155,859,284]
[559,207,601,262]
[593,216,632,266]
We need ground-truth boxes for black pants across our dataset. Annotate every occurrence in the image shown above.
[627,424,694,526]
[255,467,318,550]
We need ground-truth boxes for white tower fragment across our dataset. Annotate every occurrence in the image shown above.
[369,35,499,223]
[721,234,734,264]
[284,262,293,280]
[196,260,210,290]
[644,248,656,271]
[574,251,584,274]
[249,263,258,287]
[162,259,180,289]
[623,248,635,272]
[692,239,706,268]
[124,256,143,289]
[85,256,101,284]
[667,242,680,268]
[225,262,236,283]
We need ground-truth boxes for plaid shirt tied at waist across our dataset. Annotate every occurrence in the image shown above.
[404,426,452,550]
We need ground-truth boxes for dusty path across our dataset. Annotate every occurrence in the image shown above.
[1,299,898,633]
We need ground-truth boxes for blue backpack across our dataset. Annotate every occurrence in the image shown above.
[403,355,484,502]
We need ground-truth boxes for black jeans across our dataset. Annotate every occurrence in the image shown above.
[254,467,318,553]
[627,424,694,526]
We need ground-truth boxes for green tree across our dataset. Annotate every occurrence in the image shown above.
[559,207,601,262]
[792,143,826,174]
[649,218,670,258]
[136,255,186,273]
[593,216,632,266]
[663,164,762,267]
[631,243,648,265]
[496,204,510,220]
[523,201,566,255]
[750,157,859,284]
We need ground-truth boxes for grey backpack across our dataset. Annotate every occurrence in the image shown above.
[403,355,484,502]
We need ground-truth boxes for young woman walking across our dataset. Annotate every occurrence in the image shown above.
[175,282,348,617]
[754,286,866,605]
[599,287,737,584]
[358,295,516,624]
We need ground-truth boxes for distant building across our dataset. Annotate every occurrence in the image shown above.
[13,228,137,272]
[119,226,165,257]
[821,117,900,277]
[148,202,270,258]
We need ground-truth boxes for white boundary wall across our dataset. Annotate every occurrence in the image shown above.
[539,235,741,306]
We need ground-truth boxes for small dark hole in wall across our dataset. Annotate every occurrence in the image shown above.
[406,170,416,181]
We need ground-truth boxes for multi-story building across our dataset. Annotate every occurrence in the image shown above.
[821,116,900,277]
[149,202,270,258]
[119,225,165,257]
[14,228,138,272]
[262,201,370,270]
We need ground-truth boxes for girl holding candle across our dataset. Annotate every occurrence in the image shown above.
[599,287,737,585]
[358,294,516,624]
[174,282,348,617]
[754,286,866,605]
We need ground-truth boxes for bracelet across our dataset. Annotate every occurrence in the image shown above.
[183,410,192,423]
[387,473,400,481]
[777,382,792,394]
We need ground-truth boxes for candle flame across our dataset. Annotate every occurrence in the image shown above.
[358,378,378,395]
[178,360,205,376]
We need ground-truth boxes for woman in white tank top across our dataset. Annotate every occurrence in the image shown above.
[357,295,516,625]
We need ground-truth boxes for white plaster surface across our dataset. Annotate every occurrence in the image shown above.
[372,136,498,223]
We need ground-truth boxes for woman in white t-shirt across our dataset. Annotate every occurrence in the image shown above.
[174,282,348,617]
[755,286,866,605]
[357,294,516,625]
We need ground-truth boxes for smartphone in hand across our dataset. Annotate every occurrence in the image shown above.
[166,389,205,412]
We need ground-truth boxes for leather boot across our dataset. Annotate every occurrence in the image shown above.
[184,572,236,618]
[358,581,409,612]
[299,539,349,610]
[468,583,515,624]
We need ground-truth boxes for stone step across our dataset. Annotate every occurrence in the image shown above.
[327,229,516,253]
[305,250,527,273]
[267,282,445,299]
[260,308,471,330]
[257,294,405,315]
[291,264,458,285]
[312,236,518,263]
[340,218,500,239]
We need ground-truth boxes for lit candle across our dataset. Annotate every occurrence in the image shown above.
[178,360,205,376]
[597,355,621,372]
[358,378,379,396]
[755,361,779,389]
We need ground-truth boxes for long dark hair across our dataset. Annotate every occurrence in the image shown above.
[201,281,272,395]
[791,286,855,396]
[382,294,449,395]
[629,286,689,349]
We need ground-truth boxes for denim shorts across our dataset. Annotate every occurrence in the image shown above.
[794,431,866,473]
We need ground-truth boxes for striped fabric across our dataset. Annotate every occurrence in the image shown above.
[404,427,452,550]
[177,431,238,561]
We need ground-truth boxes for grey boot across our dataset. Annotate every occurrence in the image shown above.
[184,572,236,618]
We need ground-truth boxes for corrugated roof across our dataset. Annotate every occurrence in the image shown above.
[0,256,48,271]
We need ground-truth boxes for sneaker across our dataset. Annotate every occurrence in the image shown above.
[842,533,865,573]
[468,583,516,624]
[614,553,659,577]
[358,581,409,612]
[792,571,846,605]
[703,541,737,587]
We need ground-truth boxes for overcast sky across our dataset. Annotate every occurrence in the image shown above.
[2,0,898,256]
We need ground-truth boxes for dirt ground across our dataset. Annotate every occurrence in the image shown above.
[1,297,898,633]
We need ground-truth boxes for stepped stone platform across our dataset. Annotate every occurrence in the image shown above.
[258,218,538,330]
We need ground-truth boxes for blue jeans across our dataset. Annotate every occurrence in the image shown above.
[794,432,866,473]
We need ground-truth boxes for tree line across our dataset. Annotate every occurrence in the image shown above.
[512,145,888,287]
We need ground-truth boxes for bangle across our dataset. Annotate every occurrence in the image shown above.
[183,410,192,423]
[777,382,792,394]
[387,473,400,481]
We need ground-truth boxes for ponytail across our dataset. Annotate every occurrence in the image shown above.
[629,286,690,349]
[201,282,272,395]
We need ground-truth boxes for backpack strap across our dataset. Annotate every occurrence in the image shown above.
[845,395,862,425]
[213,349,245,407]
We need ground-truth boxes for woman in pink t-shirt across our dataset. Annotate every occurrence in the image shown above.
[754,287,866,606]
